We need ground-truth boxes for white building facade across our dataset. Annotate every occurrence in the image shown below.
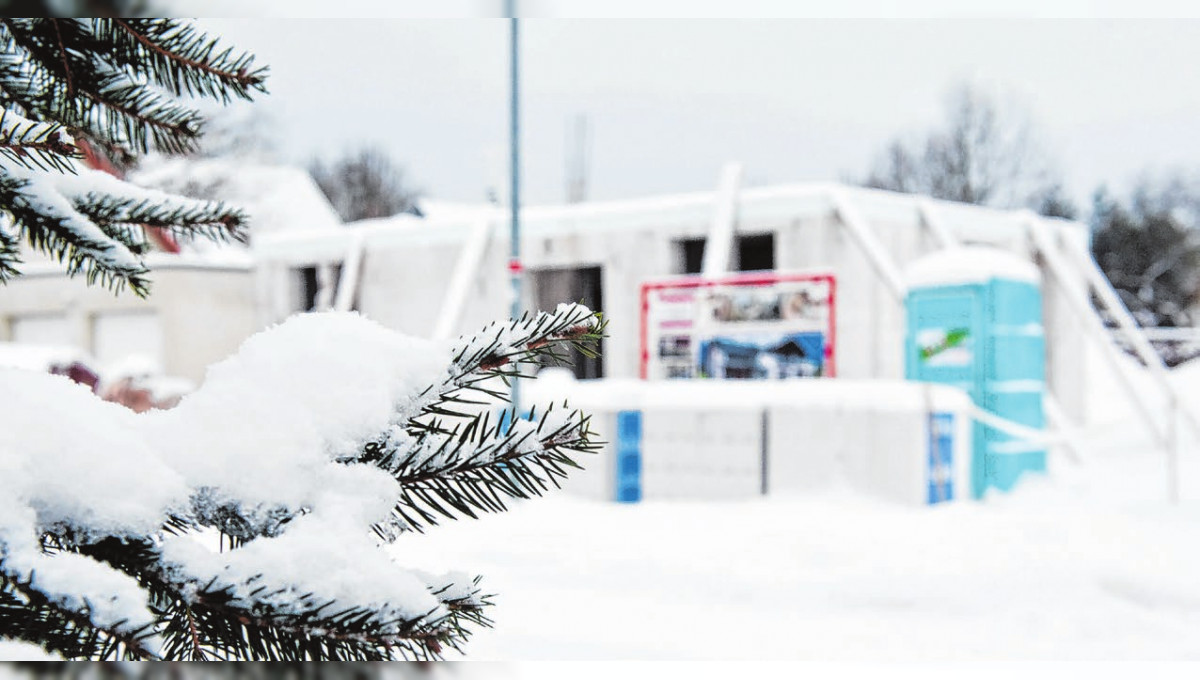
[256,182,1095,425]
[3,171,1108,429]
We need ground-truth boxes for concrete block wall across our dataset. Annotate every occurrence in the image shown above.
[524,376,975,506]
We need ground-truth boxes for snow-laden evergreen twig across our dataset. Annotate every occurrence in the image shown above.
[0,17,263,294]
[0,307,605,660]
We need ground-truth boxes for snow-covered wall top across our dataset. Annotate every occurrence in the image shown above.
[527,370,975,414]
[904,246,1041,289]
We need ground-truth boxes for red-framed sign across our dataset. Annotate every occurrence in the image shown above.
[639,270,837,380]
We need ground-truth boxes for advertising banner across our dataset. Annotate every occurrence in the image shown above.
[640,271,836,380]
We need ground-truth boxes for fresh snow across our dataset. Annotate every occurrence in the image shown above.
[905,245,1041,288]
[395,442,1200,660]
[0,640,63,661]
[143,312,450,513]
[156,511,445,626]
[389,351,1200,660]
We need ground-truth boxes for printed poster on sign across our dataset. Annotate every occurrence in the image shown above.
[640,272,836,380]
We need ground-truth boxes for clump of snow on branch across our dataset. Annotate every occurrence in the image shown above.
[0,306,598,657]
[0,110,75,173]
[0,153,245,293]
[143,313,449,523]
[1,160,145,273]
[0,110,69,144]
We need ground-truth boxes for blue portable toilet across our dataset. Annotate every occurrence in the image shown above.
[904,246,1046,499]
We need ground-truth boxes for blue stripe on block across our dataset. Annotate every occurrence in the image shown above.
[928,412,955,505]
[615,410,642,503]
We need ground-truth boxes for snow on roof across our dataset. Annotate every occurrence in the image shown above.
[413,198,504,223]
[905,245,1041,288]
[253,180,1087,262]
[130,157,343,244]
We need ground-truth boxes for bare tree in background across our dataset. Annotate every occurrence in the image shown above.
[309,148,422,222]
[862,82,1070,215]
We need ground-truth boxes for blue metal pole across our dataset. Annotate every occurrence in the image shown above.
[507,3,522,413]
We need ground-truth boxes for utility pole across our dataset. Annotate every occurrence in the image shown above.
[506,0,523,412]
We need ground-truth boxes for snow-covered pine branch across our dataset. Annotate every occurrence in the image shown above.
[410,301,604,429]
[0,164,150,292]
[0,19,206,156]
[0,216,19,280]
[347,302,606,534]
[0,109,77,173]
[6,662,392,680]
[0,18,264,295]
[0,160,246,294]
[51,164,247,246]
[88,19,267,103]
[0,308,603,660]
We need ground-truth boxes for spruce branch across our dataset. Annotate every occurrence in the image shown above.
[346,305,607,535]
[49,164,247,243]
[0,16,265,293]
[70,70,205,155]
[92,19,268,102]
[0,218,20,282]
[73,193,246,244]
[412,304,606,434]
[0,167,150,295]
[0,109,79,173]
[0,569,157,661]
[377,402,599,534]
[174,591,485,661]
[49,19,73,98]
[148,572,490,661]
[0,158,245,296]
[46,532,489,661]
[1,18,206,155]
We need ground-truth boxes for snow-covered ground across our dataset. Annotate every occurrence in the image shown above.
[399,423,1200,661]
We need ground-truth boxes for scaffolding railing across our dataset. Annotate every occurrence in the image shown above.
[1025,212,1195,503]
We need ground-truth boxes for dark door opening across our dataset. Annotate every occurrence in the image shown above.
[533,266,604,379]
[677,237,706,274]
[299,266,319,311]
[296,263,352,312]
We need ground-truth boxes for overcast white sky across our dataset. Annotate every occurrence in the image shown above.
[193,15,1200,210]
